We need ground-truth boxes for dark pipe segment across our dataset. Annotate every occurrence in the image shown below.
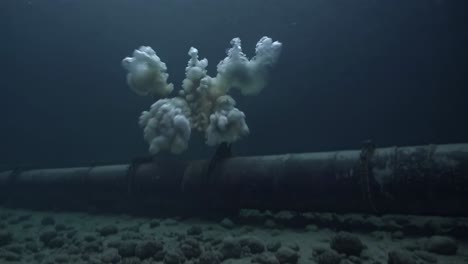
[1,144,467,216]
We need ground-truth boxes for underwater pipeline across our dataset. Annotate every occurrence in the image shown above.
[0,143,467,216]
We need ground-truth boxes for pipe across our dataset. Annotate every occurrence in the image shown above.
[1,143,467,216]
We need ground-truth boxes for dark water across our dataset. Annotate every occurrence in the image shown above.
[1,0,467,167]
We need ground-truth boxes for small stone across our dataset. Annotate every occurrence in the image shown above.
[210,237,222,246]
[154,249,166,261]
[0,231,13,246]
[135,240,163,259]
[55,223,68,231]
[83,233,98,242]
[120,257,142,264]
[118,240,137,257]
[0,251,21,261]
[402,241,421,252]
[81,254,90,261]
[311,246,328,256]
[384,220,403,232]
[47,237,65,248]
[220,218,235,229]
[305,224,318,232]
[241,244,252,257]
[414,250,437,263]
[164,248,185,264]
[0,213,10,220]
[123,224,141,233]
[365,216,386,230]
[23,236,34,242]
[371,231,387,240]
[163,218,179,226]
[240,236,265,254]
[66,230,77,239]
[198,251,221,264]
[316,250,341,264]
[106,239,121,249]
[12,214,32,224]
[41,216,55,226]
[5,244,23,254]
[392,231,404,240]
[149,220,161,228]
[179,238,202,259]
[101,248,121,263]
[25,241,38,253]
[22,223,34,229]
[98,225,119,236]
[243,226,255,234]
[82,241,103,253]
[330,232,366,256]
[448,221,468,239]
[220,236,241,259]
[274,211,296,222]
[275,246,299,264]
[121,231,141,240]
[187,226,203,236]
[33,253,45,262]
[285,242,300,251]
[252,252,280,264]
[271,229,281,237]
[266,241,281,252]
[424,236,457,255]
[383,215,410,226]
[39,229,57,244]
[67,245,81,255]
[348,255,362,264]
[54,254,69,263]
[402,222,425,236]
[238,209,267,224]
[264,219,277,229]
[388,250,416,264]
[315,213,338,227]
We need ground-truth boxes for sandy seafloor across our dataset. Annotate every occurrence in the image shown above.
[0,207,467,264]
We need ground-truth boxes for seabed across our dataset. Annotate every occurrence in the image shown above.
[0,206,467,264]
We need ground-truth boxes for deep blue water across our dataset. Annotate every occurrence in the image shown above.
[1,0,467,167]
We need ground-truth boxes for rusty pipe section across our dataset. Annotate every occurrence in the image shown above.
[0,144,467,216]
